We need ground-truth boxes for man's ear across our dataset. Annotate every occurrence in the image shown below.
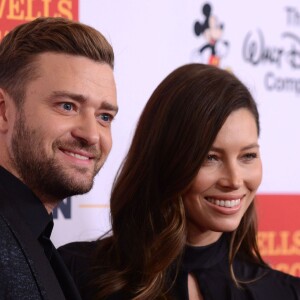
[0,88,14,133]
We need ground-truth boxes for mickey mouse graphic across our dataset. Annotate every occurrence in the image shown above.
[193,3,229,67]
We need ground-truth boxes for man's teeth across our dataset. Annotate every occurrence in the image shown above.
[65,151,89,160]
[206,198,240,208]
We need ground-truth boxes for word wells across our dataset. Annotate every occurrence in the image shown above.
[258,230,300,276]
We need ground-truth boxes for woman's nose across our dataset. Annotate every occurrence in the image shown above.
[217,163,243,190]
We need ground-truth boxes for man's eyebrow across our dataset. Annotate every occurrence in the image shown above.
[101,101,119,114]
[51,91,87,102]
[50,91,118,113]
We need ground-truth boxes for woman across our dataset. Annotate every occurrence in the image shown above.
[59,64,300,299]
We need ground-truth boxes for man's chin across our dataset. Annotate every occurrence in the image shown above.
[52,183,94,200]
[67,177,95,194]
[64,164,97,181]
[47,172,95,200]
[32,164,99,200]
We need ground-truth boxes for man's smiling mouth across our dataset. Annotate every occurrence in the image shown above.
[63,150,90,160]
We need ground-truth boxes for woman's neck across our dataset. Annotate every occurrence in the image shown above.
[186,228,222,246]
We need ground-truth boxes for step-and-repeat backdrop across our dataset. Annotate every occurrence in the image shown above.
[1,0,300,276]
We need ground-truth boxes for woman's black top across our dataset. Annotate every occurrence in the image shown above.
[59,234,300,299]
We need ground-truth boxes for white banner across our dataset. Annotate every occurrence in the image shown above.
[52,0,300,248]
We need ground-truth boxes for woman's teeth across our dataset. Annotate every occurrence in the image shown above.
[206,198,241,208]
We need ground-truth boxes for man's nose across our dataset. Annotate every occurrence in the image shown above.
[71,114,100,146]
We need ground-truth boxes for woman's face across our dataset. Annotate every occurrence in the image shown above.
[183,108,262,246]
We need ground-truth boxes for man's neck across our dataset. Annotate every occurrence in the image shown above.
[31,190,59,214]
[0,163,60,214]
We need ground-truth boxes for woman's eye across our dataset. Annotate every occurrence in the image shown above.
[243,153,258,161]
[61,103,73,111]
[207,154,218,161]
[202,154,219,167]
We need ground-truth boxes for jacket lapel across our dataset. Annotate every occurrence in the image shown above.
[0,192,66,300]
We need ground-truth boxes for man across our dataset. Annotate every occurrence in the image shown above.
[0,17,118,299]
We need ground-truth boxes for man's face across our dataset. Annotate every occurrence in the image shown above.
[7,53,118,204]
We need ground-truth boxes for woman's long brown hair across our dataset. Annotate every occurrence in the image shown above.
[91,64,267,299]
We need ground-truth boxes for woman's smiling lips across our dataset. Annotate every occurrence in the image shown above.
[204,195,245,214]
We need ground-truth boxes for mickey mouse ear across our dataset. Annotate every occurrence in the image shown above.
[194,3,212,36]
[195,22,205,36]
[202,3,211,17]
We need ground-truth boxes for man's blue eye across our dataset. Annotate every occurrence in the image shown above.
[100,114,112,122]
[62,103,73,111]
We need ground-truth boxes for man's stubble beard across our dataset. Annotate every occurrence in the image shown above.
[10,111,103,204]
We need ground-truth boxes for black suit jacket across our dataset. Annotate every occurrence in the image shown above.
[0,167,81,300]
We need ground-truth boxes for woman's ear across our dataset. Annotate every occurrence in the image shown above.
[0,88,13,133]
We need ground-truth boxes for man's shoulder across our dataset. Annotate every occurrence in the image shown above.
[0,215,43,298]
[0,214,14,241]
[0,181,19,219]
[0,214,30,265]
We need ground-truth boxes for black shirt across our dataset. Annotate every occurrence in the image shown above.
[59,234,300,300]
[0,166,81,300]
[0,167,52,242]
[175,234,300,299]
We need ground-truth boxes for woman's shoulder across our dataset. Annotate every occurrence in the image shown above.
[257,268,300,299]
[58,238,122,300]
[59,240,98,260]
[58,240,99,280]
[267,268,300,290]
[235,258,300,298]
[58,237,113,273]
